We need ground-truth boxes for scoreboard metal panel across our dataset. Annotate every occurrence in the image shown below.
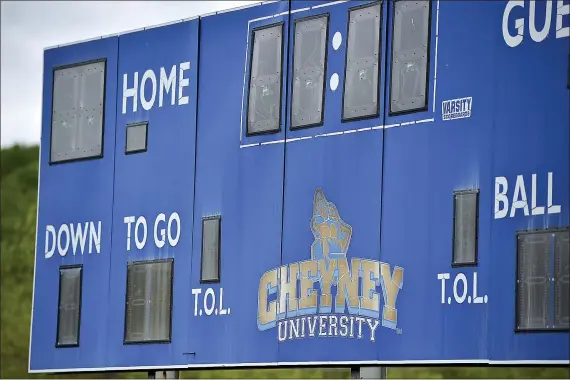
[188,2,290,366]
[105,19,200,369]
[30,0,569,373]
[32,36,119,371]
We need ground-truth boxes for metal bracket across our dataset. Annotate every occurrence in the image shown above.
[148,370,179,379]
[350,366,387,379]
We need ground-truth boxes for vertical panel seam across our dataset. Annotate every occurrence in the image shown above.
[377,0,390,362]
[187,18,202,356]
[277,0,293,366]
[105,36,121,370]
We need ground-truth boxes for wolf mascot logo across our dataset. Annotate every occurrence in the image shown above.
[310,189,352,262]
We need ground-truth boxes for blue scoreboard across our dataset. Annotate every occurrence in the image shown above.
[30,0,569,374]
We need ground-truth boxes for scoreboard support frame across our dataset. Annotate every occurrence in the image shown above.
[351,366,387,379]
[148,370,179,379]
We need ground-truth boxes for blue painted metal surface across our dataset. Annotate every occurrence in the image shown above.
[30,0,569,373]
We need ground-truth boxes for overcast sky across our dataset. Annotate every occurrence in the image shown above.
[0,0,258,147]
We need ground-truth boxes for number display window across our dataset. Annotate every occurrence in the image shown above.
[247,23,284,136]
[390,0,431,115]
[50,60,106,164]
[124,259,173,344]
[342,2,382,121]
[125,121,148,154]
[56,265,83,347]
[452,190,479,267]
[516,228,569,332]
[291,14,329,129]
[201,216,221,283]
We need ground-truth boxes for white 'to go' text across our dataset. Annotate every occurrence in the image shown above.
[124,213,181,251]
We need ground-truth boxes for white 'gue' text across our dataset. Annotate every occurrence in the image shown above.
[502,0,569,47]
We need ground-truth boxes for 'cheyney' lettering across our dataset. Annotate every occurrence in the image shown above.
[258,257,404,342]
